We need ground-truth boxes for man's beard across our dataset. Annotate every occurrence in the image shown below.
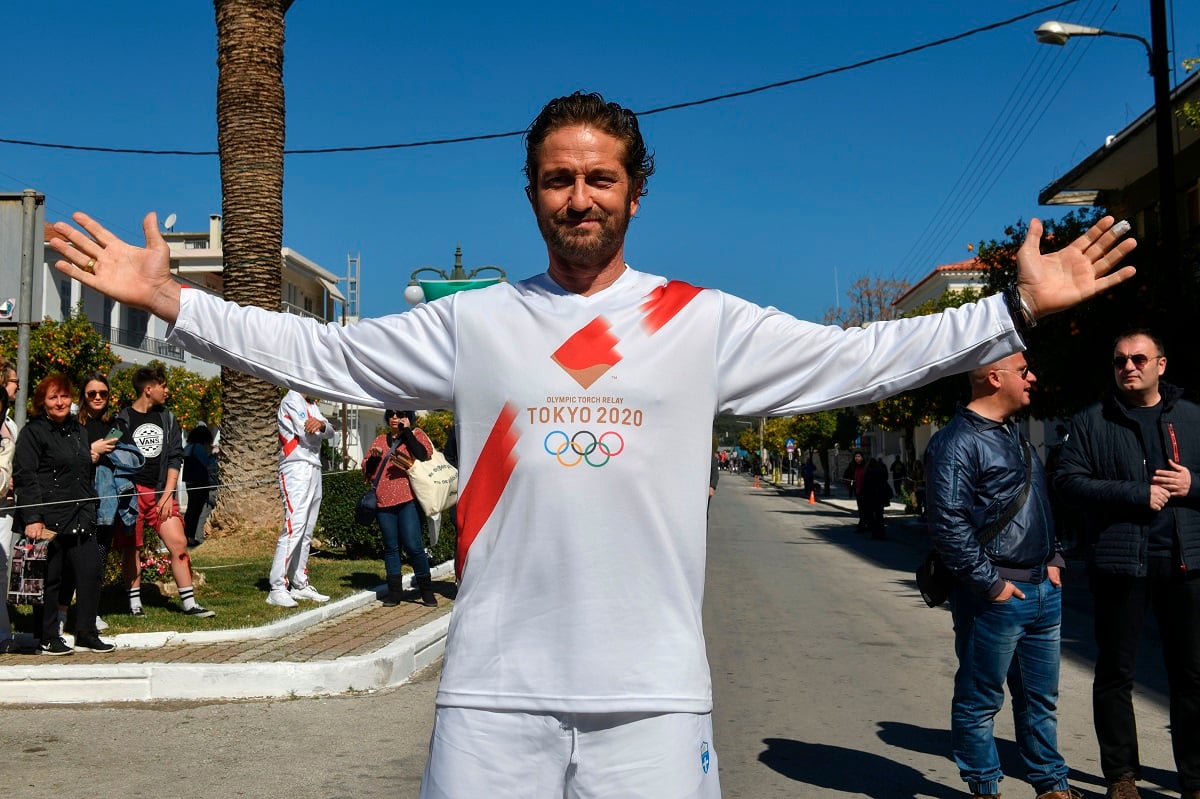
[536,204,632,270]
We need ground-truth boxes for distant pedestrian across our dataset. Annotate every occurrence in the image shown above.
[843,450,867,529]
[890,455,907,496]
[801,457,816,494]
[861,458,892,539]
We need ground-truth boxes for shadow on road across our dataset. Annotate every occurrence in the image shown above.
[756,726,1180,798]
[756,736,960,798]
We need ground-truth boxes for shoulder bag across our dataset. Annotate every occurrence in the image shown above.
[355,437,405,526]
[917,436,1032,608]
[406,445,459,516]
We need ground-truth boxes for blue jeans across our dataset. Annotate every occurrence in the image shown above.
[950,578,1068,796]
[377,500,430,580]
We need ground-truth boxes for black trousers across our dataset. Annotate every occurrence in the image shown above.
[1091,560,1200,790]
[32,531,102,641]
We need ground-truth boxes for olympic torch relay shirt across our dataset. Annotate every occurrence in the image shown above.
[169,267,1021,713]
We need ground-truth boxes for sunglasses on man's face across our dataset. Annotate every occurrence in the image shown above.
[1111,354,1159,370]
[86,389,109,399]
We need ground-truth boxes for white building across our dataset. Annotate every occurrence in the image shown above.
[39,213,378,467]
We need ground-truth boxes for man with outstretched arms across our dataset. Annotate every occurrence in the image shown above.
[267,389,335,608]
[51,92,1135,798]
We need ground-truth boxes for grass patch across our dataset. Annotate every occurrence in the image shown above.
[9,543,389,636]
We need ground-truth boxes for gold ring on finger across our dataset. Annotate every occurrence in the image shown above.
[81,259,97,274]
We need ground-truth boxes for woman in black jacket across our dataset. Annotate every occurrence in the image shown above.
[13,374,113,655]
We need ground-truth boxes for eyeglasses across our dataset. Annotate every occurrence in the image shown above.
[85,389,109,399]
[996,366,1031,380]
[5,378,17,387]
[1112,353,1160,370]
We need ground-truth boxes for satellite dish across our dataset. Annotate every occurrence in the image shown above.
[163,213,177,231]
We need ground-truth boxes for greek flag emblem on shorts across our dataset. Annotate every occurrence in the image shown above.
[700,741,710,774]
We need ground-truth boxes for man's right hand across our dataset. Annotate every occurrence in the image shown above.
[49,212,182,324]
[1149,483,1171,511]
[993,581,1026,602]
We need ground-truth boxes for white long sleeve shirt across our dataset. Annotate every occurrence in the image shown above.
[170,266,1021,713]
[277,389,333,468]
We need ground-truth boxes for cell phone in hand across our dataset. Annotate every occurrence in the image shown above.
[105,428,123,440]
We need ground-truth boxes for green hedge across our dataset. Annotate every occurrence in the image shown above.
[317,469,457,568]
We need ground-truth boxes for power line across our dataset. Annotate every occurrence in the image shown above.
[0,1,1081,158]
[890,0,1116,285]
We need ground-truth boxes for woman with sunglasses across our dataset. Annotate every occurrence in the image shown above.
[58,374,123,635]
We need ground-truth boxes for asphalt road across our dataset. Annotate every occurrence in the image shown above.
[705,475,1178,798]
[0,475,1180,798]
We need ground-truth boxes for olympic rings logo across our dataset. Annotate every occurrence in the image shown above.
[543,430,625,468]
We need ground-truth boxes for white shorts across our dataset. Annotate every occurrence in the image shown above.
[420,707,722,799]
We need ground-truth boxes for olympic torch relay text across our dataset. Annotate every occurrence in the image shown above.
[527,404,643,427]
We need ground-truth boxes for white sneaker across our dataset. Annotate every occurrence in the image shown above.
[95,616,109,631]
[289,584,330,603]
[266,589,298,608]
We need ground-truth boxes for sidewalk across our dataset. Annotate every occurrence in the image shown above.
[0,479,936,706]
[0,563,455,705]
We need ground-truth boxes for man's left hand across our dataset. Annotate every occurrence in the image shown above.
[1016,216,1137,322]
[1152,460,1192,498]
[157,493,174,519]
[1048,564,1062,588]
[304,417,324,434]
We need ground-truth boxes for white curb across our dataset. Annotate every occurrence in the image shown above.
[0,562,455,704]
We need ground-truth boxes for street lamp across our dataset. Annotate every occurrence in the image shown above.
[404,245,507,305]
[1034,21,1151,57]
[1034,5,1180,293]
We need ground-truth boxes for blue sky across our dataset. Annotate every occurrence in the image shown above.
[3,1,1196,324]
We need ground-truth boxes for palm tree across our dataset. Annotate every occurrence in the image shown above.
[208,0,295,533]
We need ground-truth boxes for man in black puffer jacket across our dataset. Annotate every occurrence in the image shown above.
[1055,329,1200,799]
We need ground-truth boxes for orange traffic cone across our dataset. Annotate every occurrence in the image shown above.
[808,490,816,504]
[753,474,760,489]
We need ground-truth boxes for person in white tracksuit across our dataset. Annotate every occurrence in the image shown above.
[267,390,335,607]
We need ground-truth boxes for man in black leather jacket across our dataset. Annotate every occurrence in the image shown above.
[1055,329,1200,799]
[927,352,1073,799]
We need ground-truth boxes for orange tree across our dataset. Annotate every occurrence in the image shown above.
[0,306,120,395]
[107,360,222,430]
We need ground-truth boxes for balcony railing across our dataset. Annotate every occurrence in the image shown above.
[91,322,186,362]
[281,301,332,322]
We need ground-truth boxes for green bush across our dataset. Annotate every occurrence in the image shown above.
[317,469,457,568]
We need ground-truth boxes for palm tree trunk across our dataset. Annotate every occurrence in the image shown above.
[208,0,289,534]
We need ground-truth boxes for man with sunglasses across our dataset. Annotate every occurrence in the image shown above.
[926,354,1075,799]
[1055,330,1200,799]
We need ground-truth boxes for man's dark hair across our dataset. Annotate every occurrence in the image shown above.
[132,364,167,397]
[1114,327,1166,358]
[523,91,655,198]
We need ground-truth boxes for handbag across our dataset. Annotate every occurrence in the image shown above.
[7,535,50,605]
[406,447,459,516]
[356,437,405,527]
[917,436,1033,608]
